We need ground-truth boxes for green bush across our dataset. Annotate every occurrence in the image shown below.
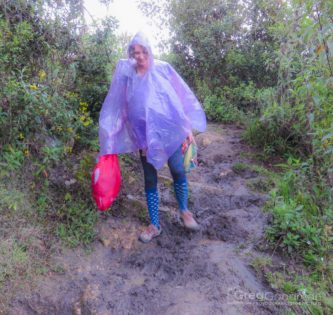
[203,94,243,123]
[243,101,309,156]
[222,82,258,110]
[265,158,333,268]
[56,197,97,247]
[195,80,246,123]
[0,2,121,255]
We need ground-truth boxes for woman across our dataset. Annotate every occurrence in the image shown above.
[99,32,206,243]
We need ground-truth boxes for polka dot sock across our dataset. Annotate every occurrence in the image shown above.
[174,180,188,213]
[145,188,160,229]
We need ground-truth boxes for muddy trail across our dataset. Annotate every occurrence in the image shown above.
[10,124,285,315]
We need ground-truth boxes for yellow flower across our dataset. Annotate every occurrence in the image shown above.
[24,149,30,157]
[64,91,77,99]
[82,119,92,127]
[64,146,73,154]
[29,84,38,90]
[79,101,89,112]
[18,133,25,140]
[323,138,333,148]
[67,127,74,133]
[80,113,93,127]
[38,70,46,80]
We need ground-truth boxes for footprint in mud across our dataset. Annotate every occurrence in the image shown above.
[201,214,249,242]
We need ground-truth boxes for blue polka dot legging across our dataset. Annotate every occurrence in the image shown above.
[140,145,188,229]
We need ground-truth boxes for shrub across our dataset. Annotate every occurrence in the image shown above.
[265,158,333,268]
[56,197,97,247]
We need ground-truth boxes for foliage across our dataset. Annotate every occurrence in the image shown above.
[76,17,121,117]
[243,102,308,156]
[243,0,333,277]
[202,93,243,123]
[246,0,333,159]
[0,1,121,307]
[166,0,280,97]
[0,240,29,285]
[139,0,282,122]
[56,195,97,247]
[141,0,333,310]
[1,0,333,312]
[0,0,120,160]
[195,80,246,123]
[265,158,333,265]
[261,156,333,312]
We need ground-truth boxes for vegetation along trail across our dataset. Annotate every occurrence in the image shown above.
[9,123,286,315]
[1,1,332,314]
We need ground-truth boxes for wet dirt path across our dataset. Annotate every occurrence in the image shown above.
[10,124,284,315]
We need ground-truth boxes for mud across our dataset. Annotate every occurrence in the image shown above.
[9,124,285,315]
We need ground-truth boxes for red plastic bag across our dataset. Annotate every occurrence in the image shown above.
[92,154,121,211]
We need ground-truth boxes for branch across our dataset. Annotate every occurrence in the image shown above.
[315,5,333,77]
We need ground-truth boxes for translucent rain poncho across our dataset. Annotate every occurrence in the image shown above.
[99,32,207,170]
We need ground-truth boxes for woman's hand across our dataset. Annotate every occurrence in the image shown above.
[187,131,194,143]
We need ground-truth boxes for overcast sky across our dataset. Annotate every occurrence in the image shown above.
[83,0,163,53]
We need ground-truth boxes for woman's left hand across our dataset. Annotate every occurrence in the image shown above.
[187,132,194,143]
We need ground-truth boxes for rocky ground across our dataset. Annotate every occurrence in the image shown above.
[9,124,285,315]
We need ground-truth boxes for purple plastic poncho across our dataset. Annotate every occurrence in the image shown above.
[98,32,206,170]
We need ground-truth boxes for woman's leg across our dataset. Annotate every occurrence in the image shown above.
[140,151,160,230]
[167,146,188,212]
[168,146,200,230]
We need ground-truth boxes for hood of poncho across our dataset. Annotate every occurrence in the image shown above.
[127,31,154,68]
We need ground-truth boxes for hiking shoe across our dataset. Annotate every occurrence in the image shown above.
[181,211,200,231]
[139,224,162,243]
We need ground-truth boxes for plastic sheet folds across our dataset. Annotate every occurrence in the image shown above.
[99,32,206,170]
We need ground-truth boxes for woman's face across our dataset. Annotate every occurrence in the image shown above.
[132,44,149,70]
